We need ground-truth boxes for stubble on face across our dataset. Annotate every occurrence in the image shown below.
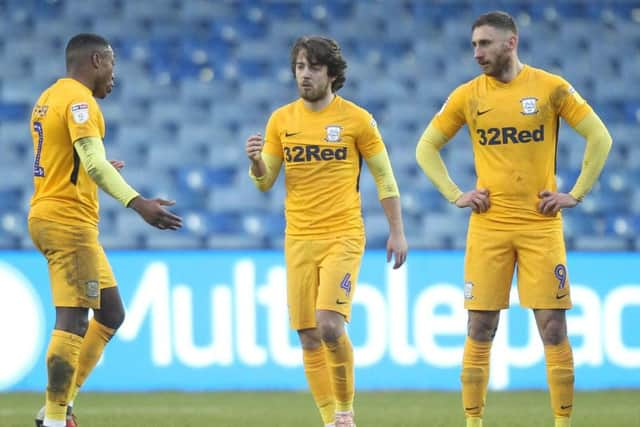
[472,26,513,78]
[296,50,332,103]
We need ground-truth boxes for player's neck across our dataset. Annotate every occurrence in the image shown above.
[66,71,95,94]
[495,57,524,84]
[303,92,335,112]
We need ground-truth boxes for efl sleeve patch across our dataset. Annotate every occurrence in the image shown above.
[71,102,90,124]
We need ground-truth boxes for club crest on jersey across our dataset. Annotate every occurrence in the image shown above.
[325,125,342,142]
[464,282,474,300]
[520,97,538,115]
[85,280,99,298]
[71,103,90,124]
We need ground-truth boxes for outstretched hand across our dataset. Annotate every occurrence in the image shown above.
[129,196,183,230]
[455,189,490,213]
[387,232,408,269]
[538,190,579,216]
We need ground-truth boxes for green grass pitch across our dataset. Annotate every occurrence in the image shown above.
[1,390,638,426]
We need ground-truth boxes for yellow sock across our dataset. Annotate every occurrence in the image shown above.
[324,333,354,412]
[555,416,571,427]
[461,337,491,419]
[303,346,335,425]
[45,330,83,423]
[68,319,115,402]
[466,417,483,427]
[545,338,574,419]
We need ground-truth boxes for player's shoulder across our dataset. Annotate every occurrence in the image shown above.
[525,65,567,85]
[46,79,99,108]
[269,98,300,120]
[448,77,477,99]
[334,96,373,121]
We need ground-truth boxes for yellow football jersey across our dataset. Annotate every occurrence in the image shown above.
[263,96,385,238]
[29,78,105,226]
[431,65,592,228]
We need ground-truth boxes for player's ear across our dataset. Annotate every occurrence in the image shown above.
[91,51,101,69]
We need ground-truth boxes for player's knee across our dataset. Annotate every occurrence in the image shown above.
[59,316,88,336]
[77,316,89,335]
[107,309,125,330]
[94,307,125,330]
[467,318,498,341]
[110,309,125,330]
[317,320,343,343]
[297,329,322,349]
[541,321,567,345]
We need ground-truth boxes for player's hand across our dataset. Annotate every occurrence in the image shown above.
[538,190,579,216]
[129,196,183,230]
[110,160,125,171]
[455,189,490,213]
[386,232,408,269]
[246,133,264,162]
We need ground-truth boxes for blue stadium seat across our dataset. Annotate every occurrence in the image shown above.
[0,0,637,251]
[0,188,24,210]
[0,102,29,121]
[206,212,243,235]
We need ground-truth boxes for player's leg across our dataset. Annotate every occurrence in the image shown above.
[41,308,87,427]
[517,227,573,427]
[462,226,516,426]
[316,310,354,427]
[298,328,336,426]
[534,309,573,427]
[462,310,499,427]
[315,237,364,427]
[68,248,124,406]
[69,287,124,405]
[29,219,100,427]
[288,237,336,426]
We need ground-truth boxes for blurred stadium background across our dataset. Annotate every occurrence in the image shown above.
[1,1,639,426]
[1,0,639,251]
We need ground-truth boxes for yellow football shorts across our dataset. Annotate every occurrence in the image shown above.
[464,224,571,310]
[285,236,365,330]
[28,218,116,309]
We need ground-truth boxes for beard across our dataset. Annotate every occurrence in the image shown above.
[298,81,331,102]
[483,52,512,78]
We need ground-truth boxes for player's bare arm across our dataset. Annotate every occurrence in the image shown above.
[537,191,579,216]
[455,189,490,213]
[380,197,408,269]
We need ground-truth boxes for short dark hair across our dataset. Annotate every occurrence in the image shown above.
[290,36,347,92]
[65,33,110,69]
[472,11,518,35]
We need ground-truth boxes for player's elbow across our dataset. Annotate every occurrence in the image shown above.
[415,140,431,170]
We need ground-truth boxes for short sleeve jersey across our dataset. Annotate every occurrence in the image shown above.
[431,65,592,228]
[29,78,106,226]
[263,96,385,238]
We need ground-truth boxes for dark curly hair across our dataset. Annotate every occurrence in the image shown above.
[290,36,347,92]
